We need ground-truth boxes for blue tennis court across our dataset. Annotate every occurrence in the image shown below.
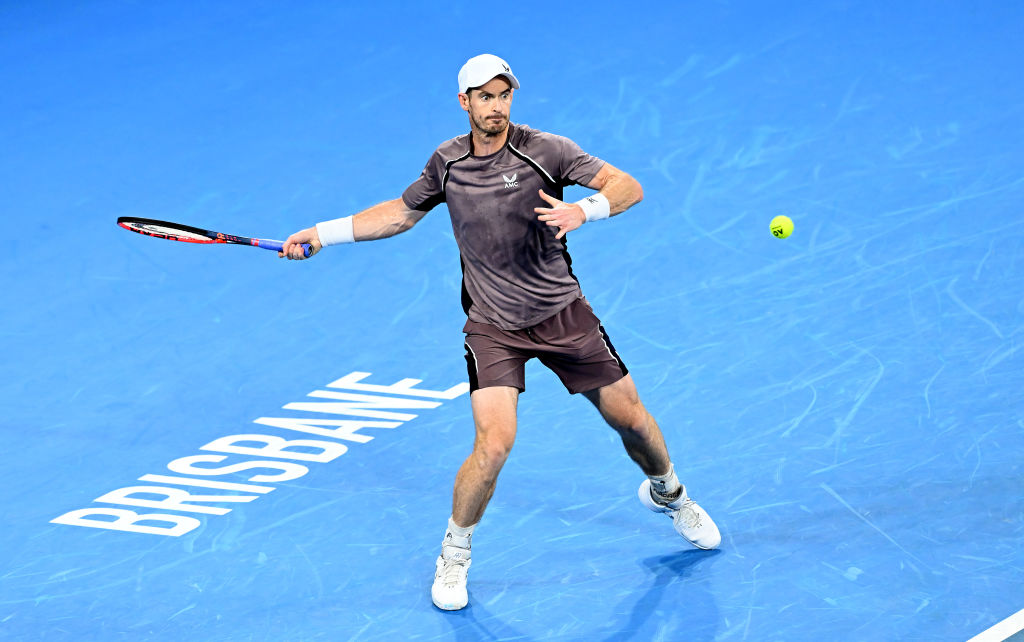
[2,1,1022,640]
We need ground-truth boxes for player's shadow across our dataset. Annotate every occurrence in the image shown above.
[600,549,723,641]
[438,598,528,642]
[434,550,722,641]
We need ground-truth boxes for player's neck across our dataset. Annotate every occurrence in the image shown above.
[470,127,509,157]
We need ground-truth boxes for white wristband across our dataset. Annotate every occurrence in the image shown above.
[315,216,355,246]
[576,193,611,222]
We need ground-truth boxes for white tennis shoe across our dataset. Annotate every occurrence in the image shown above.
[638,479,721,550]
[431,536,471,611]
[432,553,470,610]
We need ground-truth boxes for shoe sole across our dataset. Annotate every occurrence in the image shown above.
[433,601,467,611]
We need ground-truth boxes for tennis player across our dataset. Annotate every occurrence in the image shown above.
[280,53,720,611]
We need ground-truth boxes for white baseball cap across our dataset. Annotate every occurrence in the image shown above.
[458,54,520,94]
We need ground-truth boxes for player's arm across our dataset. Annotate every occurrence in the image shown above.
[583,162,644,214]
[535,163,643,239]
[279,198,427,260]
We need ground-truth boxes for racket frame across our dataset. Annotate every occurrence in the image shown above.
[117,216,310,256]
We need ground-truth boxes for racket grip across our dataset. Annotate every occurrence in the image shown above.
[260,240,312,257]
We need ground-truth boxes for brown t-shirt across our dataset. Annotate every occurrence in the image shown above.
[402,123,605,330]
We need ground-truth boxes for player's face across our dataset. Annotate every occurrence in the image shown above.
[460,76,513,136]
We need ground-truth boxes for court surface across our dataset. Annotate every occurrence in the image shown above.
[2,2,1022,640]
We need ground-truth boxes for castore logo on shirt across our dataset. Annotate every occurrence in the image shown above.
[503,173,519,189]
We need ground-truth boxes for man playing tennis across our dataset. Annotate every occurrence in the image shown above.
[280,54,720,611]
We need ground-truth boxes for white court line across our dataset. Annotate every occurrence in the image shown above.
[967,608,1024,642]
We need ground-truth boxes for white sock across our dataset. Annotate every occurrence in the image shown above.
[648,463,683,501]
[442,516,474,560]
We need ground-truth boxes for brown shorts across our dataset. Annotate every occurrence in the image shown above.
[463,297,629,394]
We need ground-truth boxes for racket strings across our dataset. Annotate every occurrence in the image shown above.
[126,222,211,241]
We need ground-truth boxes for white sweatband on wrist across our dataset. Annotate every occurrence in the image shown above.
[315,216,355,246]
[576,193,611,222]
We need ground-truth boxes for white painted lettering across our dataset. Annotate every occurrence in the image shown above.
[94,486,259,515]
[51,508,201,537]
[201,434,347,463]
[282,390,441,421]
[52,370,468,536]
[327,371,470,400]
[252,417,400,443]
[282,400,416,421]
[166,454,309,482]
[138,474,275,493]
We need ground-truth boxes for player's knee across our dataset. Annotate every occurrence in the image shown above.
[608,403,650,437]
[474,439,513,473]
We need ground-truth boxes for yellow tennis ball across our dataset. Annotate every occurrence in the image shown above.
[770,215,793,239]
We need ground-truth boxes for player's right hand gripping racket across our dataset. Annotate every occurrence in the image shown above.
[117,217,312,257]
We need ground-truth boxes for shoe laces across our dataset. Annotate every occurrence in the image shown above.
[438,554,469,586]
[674,499,703,529]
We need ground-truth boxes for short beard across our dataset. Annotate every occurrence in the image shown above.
[471,113,507,137]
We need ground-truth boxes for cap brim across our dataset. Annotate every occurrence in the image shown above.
[499,72,520,90]
[461,72,520,93]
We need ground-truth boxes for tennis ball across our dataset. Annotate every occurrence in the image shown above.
[770,215,794,239]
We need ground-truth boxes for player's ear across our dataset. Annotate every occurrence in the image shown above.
[458,92,470,111]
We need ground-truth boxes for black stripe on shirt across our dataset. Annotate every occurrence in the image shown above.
[507,143,559,190]
[441,150,472,193]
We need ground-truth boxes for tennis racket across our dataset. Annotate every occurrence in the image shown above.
[117,217,311,257]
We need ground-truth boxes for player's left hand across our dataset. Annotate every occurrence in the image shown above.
[535,189,585,240]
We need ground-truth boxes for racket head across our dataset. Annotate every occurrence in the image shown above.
[117,217,218,244]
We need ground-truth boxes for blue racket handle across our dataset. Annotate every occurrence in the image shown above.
[259,240,312,257]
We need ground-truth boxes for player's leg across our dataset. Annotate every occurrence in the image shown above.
[453,385,519,526]
[583,374,721,550]
[434,319,529,611]
[580,373,670,475]
[432,385,519,611]
[533,298,720,549]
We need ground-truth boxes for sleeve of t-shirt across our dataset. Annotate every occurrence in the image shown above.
[555,135,606,187]
[401,151,446,212]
